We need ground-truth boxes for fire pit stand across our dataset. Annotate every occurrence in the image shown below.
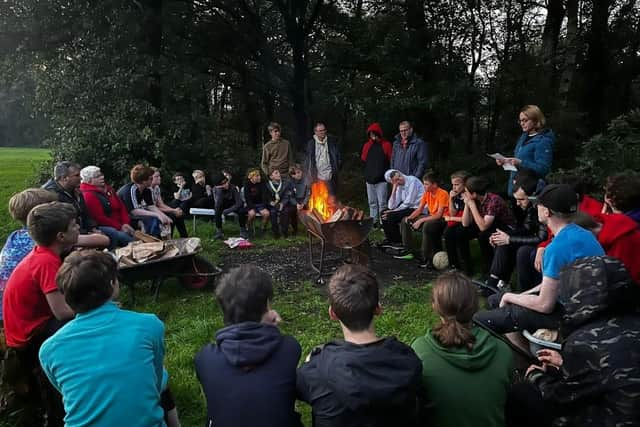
[299,212,374,284]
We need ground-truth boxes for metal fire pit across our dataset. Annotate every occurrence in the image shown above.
[298,211,374,284]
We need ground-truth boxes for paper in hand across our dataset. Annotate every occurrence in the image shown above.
[487,153,518,172]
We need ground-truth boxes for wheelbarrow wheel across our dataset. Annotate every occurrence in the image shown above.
[179,256,217,290]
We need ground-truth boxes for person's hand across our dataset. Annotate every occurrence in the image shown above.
[297,203,303,211]
[461,191,471,203]
[537,349,563,368]
[174,208,184,217]
[261,309,282,326]
[449,189,458,198]
[411,218,424,230]
[499,293,512,308]
[526,363,547,377]
[159,214,172,225]
[495,158,505,166]
[490,229,510,246]
[122,224,135,235]
[381,210,389,220]
[535,247,545,272]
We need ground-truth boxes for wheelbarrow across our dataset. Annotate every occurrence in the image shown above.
[117,239,221,303]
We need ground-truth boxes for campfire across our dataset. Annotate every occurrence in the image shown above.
[299,181,374,283]
[306,181,365,224]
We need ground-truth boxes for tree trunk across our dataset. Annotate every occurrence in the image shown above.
[540,0,565,103]
[558,0,579,109]
[584,0,612,133]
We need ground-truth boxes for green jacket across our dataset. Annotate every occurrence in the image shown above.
[411,326,513,427]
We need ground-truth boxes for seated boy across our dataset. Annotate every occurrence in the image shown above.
[265,169,292,238]
[0,189,57,320]
[443,170,470,273]
[2,201,79,425]
[39,250,180,427]
[211,172,248,239]
[474,184,605,334]
[195,265,302,427]
[398,171,449,268]
[297,264,424,426]
[461,176,515,274]
[284,163,310,234]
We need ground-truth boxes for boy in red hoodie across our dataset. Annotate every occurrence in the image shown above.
[361,123,392,226]
[573,211,640,284]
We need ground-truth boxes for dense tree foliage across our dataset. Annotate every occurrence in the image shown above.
[1,0,639,184]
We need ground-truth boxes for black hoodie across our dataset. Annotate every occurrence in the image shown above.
[297,337,424,427]
[195,322,302,427]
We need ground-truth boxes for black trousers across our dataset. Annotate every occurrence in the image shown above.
[381,208,414,244]
[473,291,562,334]
[443,223,478,276]
[516,245,542,292]
[164,210,188,238]
[214,198,247,229]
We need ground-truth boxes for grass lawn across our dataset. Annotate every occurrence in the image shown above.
[0,147,438,427]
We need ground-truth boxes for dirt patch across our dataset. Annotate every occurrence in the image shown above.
[218,242,439,286]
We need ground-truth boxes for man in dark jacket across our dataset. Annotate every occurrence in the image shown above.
[297,264,424,427]
[43,161,110,248]
[195,265,302,427]
[304,122,342,196]
[390,121,427,179]
[486,174,548,292]
[508,256,640,427]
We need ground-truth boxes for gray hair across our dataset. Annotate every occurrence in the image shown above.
[54,161,81,180]
[80,166,102,183]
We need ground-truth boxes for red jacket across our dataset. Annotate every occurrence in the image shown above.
[80,182,130,230]
[361,123,392,162]
[594,213,640,284]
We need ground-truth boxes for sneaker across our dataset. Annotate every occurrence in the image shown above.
[379,240,404,250]
[393,252,415,260]
[213,228,224,240]
[239,228,249,239]
[418,261,435,269]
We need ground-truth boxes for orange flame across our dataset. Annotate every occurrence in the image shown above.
[308,181,337,221]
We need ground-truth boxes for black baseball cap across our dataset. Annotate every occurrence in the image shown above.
[537,184,578,214]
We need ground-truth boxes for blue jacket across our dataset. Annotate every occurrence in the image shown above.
[508,128,555,195]
[390,132,428,179]
[195,322,302,427]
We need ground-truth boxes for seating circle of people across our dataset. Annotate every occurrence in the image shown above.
[0,108,639,426]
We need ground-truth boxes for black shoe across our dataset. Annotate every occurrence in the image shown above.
[419,260,435,270]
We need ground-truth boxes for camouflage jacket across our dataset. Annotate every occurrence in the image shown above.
[534,256,640,426]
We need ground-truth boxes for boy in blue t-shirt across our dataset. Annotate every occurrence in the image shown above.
[474,184,604,334]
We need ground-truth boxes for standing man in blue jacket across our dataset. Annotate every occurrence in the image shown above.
[391,121,428,179]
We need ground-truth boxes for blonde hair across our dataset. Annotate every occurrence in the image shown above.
[520,105,546,130]
[9,188,58,224]
[247,168,261,179]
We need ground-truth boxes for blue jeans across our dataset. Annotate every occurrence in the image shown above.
[98,226,135,250]
[366,182,388,222]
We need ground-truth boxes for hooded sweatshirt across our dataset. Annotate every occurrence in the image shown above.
[361,123,392,184]
[296,337,424,427]
[533,256,640,426]
[195,322,302,427]
[411,326,513,427]
[594,213,640,284]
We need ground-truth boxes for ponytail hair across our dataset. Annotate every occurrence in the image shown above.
[431,271,479,351]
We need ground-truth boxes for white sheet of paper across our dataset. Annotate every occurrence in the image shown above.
[487,153,517,171]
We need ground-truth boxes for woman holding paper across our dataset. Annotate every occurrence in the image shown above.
[497,105,555,196]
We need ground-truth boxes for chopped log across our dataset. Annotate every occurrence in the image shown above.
[354,209,364,221]
[341,207,353,221]
[328,209,344,223]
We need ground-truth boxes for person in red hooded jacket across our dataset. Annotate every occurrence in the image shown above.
[573,211,640,284]
[361,123,392,225]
